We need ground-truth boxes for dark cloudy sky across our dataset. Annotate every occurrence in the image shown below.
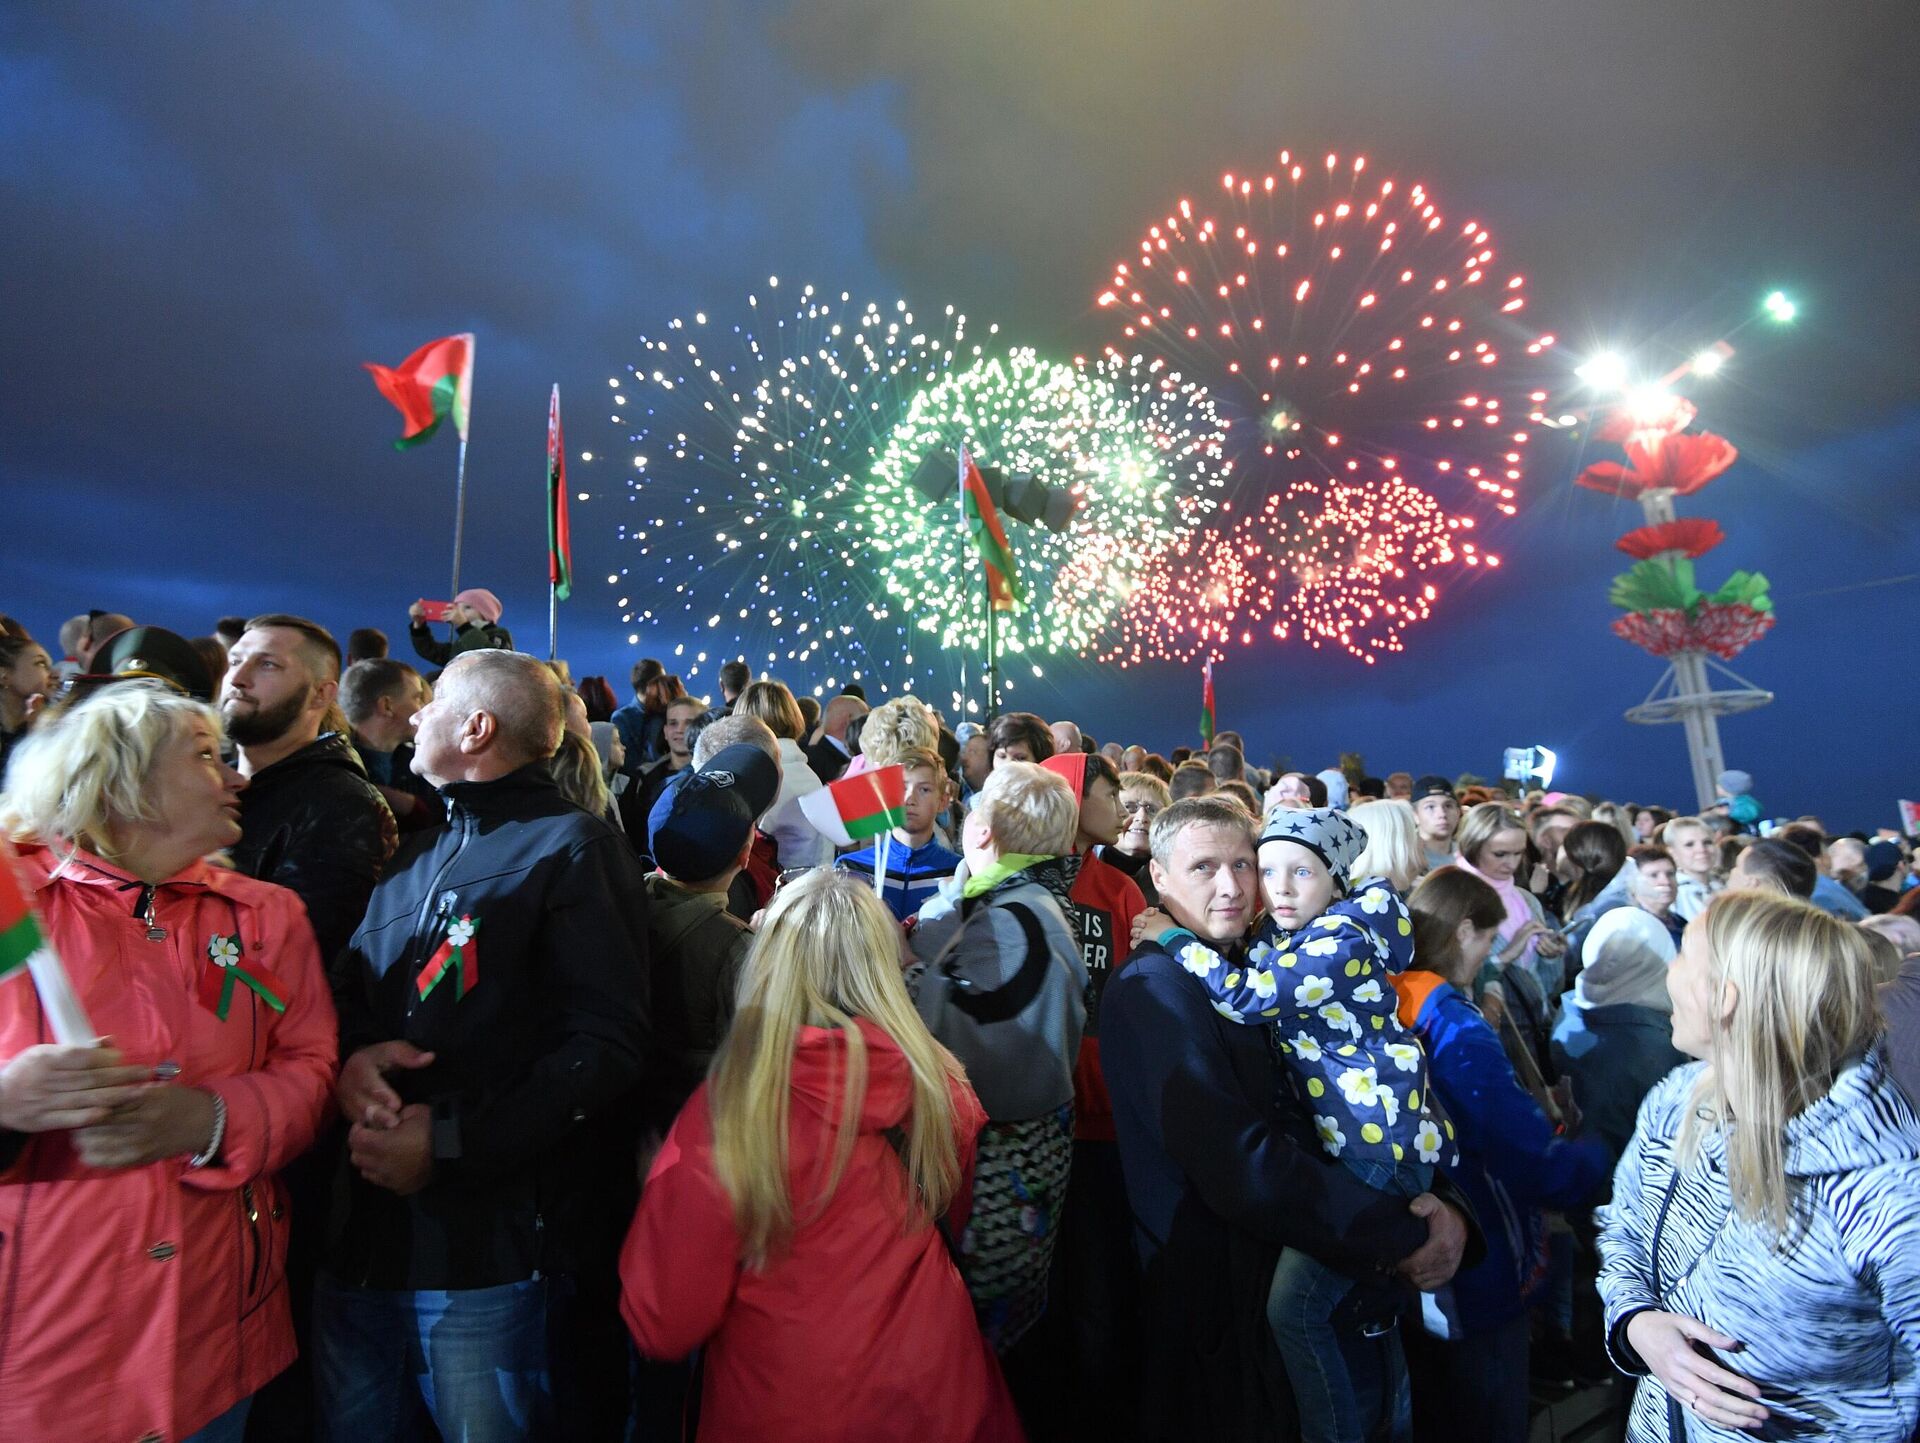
[4,3,1916,824]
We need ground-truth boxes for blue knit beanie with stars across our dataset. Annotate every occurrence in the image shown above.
[1258,806,1369,896]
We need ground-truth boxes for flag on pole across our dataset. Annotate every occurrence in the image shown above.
[799,764,908,847]
[959,447,1022,612]
[364,333,475,450]
[547,385,572,600]
[1199,657,1216,745]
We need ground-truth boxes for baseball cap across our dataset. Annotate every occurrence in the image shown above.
[647,743,780,881]
[1412,774,1455,801]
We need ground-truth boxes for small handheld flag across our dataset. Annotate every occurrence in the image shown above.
[960,447,1022,613]
[0,842,96,1045]
[364,334,475,450]
[799,765,909,848]
[547,385,572,601]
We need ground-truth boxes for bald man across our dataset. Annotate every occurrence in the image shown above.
[322,649,650,1440]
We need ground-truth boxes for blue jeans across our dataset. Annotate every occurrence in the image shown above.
[313,1273,555,1443]
[1267,1157,1430,1443]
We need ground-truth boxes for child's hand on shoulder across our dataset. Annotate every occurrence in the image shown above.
[1133,907,1178,946]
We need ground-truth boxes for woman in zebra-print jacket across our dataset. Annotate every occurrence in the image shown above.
[1598,889,1920,1440]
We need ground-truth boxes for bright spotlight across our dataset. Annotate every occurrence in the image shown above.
[1575,351,1629,392]
[1764,291,1797,323]
[1690,347,1726,377]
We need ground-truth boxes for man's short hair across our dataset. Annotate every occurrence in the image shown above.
[1149,795,1257,866]
[1777,823,1826,860]
[340,658,423,726]
[632,657,664,691]
[1170,759,1217,800]
[347,627,389,663]
[1738,838,1818,898]
[1206,743,1245,782]
[693,711,778,768]
[989,711,1054,761]
[717,659,751,695]
[445,650,564,764]
[972,761,1077,856]
[665,693,708,720]
[215,615,248,640]
[245,613,342,683]
[58,614,88,655]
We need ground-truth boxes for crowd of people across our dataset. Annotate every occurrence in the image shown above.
[1,596,1918,1443]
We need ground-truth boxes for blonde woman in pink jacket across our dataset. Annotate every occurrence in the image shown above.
[0,682,337,1443]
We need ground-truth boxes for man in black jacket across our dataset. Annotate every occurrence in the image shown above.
[223,613,395,1443]
[1102,796,1478,1443]
[319,649,649,1442]
[225,614,396,962]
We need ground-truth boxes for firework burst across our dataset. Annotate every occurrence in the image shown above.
[1097,149,1554,660]
[598,282,988,693]
[861,349,1231,659]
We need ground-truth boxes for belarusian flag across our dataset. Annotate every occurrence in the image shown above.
[0,849,40,981]
[799,764,908,846]
[959,447,1022,612]
[1199,656,1216,745]
[364,333,475,450]
[547,385,572,600]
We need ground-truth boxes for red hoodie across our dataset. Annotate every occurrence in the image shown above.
[1042,754,1147,1141]
[621,1019,1023,1442]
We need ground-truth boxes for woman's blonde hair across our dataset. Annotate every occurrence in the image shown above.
[971,761,1077,857]
[1117,771,1172,811]
[739,679,805,741]
[1678,890,1882,1235]
[709,869,968,1268]
[1455,802,1527,867]
[1591,801,1637,849]
[858,696,938,768]
[1,682,221,857]
[1348,798,1427,893]
[548,730,611,819]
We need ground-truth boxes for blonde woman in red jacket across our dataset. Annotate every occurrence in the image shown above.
[621,868,1023,1442]
[0,682,337,1443]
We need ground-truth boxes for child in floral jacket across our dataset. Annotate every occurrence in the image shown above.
[1139,806,1455,1443]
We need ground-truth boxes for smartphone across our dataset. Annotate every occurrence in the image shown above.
[417,599,454,622]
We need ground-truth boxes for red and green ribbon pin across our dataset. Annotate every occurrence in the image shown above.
[417,915,479,1001]
[199,933,289,1021]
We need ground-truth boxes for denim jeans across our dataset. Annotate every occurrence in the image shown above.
[313,1273,555,1443]
[1266,1157,1430,1443]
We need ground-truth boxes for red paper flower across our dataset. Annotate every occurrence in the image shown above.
[1576,430,1739,500]
[1594,393,1697,448]
[1611,602,1774,661]
[1615,518,1726,561]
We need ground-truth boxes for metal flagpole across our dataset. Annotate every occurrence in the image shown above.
[548,583,558,662]
[451,436,470,597]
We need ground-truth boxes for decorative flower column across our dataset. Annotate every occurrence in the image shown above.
[1577,400,1775,809]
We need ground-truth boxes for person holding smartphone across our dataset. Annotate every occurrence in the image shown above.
[407,589,512,673]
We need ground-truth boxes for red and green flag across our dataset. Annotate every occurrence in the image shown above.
[364,333,474,450]
[959,447,1022,612]
[0,850,41,982]
[799,764,908,847]
[1199,656,1216,745]
[547,385,572,600]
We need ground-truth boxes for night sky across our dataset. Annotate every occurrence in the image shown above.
[5,4,1916,826]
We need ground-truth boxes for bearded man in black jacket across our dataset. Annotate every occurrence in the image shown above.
[318,649,650,1442]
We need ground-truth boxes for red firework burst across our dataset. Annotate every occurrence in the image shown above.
[1096,148,1554,659]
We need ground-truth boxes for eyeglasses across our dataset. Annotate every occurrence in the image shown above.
[1121,798,1160,816]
